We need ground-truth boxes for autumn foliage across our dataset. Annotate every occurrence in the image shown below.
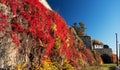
[92,39,104,45]
[111,54,117,63]
[0,0,102,69]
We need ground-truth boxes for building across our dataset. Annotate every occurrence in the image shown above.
[39,0,52,10]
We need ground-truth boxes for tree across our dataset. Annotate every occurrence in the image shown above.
[72,22,86,36]
[78,22,85,36]
[73,22,78,33]
[103,45,109,48]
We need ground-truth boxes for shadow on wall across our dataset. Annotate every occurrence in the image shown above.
[101,54,112,63]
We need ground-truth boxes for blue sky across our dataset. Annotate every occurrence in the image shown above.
[47,0,120,53]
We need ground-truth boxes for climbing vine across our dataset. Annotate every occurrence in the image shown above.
[0,0,101,69]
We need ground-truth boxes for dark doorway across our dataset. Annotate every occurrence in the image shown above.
[101,54,112,63]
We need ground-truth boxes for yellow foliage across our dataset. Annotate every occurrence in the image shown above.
[17,64,25,70]
[66,35,70,47]
[39,39,45,47]
[51,23,57,32]
[16,62,27,70]
[17,64,22,70]
[100,60,103,65]
[54,36,61,49]
[79,58,85,66]
[63,62,74,70]
[35,61,58,70]
[64,59,69,63]
[35,65,41,70]
[62,59,74,70]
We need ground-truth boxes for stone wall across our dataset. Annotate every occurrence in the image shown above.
[95,48,112,56]
[80,36,92,50]
[0,33,18,69]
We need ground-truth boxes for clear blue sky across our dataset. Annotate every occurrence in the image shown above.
[47,0,120,53]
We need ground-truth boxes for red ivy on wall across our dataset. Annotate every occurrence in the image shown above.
[0,0,75,63]
[0,0,98,67]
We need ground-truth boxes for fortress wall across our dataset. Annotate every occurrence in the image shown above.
[80,36,93,50]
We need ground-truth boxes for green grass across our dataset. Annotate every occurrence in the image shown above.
[100,64,116,70]
[81,64,116,70]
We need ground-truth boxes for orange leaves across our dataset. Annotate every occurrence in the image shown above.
[92,39,104,45]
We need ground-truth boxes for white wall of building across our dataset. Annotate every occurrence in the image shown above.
[39,0,52,10]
